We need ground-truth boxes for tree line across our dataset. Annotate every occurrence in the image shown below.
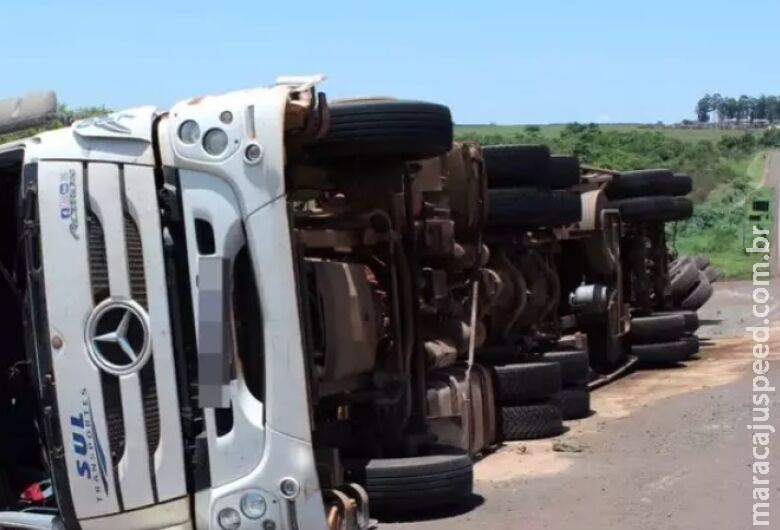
[695,94,780,124]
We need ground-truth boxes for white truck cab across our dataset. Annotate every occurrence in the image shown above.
[0,79,342,530]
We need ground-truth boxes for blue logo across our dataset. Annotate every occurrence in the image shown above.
[70,389,110,502]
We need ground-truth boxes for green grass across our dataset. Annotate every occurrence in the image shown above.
[455,123,747,143]
[671,231,761,279]
[746,150,770,183]
[672,150,776,279]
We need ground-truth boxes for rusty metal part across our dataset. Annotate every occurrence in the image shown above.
[308,260,380,383]
[324,489,358,530]
[588,355,639,390]
[513,251,550,328]
[542,259,561,320]
[581,164,620,176]
[297,228,374,249]
[340,484,372,530]
[404,167,428,427]
[420,218,455,258]
[489,250,528,340]
[447,142,488,239]
[477,267,503,317]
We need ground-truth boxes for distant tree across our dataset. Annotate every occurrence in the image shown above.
[695,94,711,122]
[692,93,780,125]
[565,122,588,134]
[769,96,780,123]
[723,97,739,121]
[738,95,751,122]
[754,95,768,121]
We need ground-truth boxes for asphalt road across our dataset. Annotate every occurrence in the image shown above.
[381,283,779,530]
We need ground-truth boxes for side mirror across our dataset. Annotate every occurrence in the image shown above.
[0,91,58,135]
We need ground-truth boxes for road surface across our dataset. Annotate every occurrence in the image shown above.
[381,282,779,530]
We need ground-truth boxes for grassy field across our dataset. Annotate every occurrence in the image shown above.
[456,123,747,143]
[673,149,775,279]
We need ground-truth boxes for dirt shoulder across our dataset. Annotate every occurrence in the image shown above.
[474,322,779,484]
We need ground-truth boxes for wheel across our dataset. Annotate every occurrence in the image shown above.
[659,310,699,332]
[704,265,722,283]
[493,362,561,406]
[606,170,692,199]
[679,310,699,332]
[557,386,591,420]
[583,315,627,372]
[541,349,589,385]
[609,196,693,223]
[306,99,453,161]
[669,262,700,298]
[501,400,564,440]
[487,188,582,227]
[693,255,710,270]
[668,174,693,196]
[632,336,700,363]
[547,156,582,189]
[347,447,473,513]
[680,274,714,310]
[484,144,551,188]
[669,255,693,275]
[630,313,687,344]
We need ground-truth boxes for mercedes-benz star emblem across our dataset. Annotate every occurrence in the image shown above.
[85,299,152,376]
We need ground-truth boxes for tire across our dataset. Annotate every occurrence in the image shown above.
[680,274,714,310]
[669,255,693,275]
[679,310,700,332]
[704,265,722,283]
[693,255,710,270]
[609,196,693,223]
[487,188,582,227]
[547,156,582,189]
[659,310,699,332]
[669,262,700,298]
[501,401,564,441]
[632,336,700,363]
[630,313,686,344]
[557,386,591,420]
[484,144,551,188]
[307,100,453,161]
[541,349,589,385]
[494,362,561,406]
[584,317,627,371]
[606,170,691,199]
[669,175,693,196]
[348,447,473,513]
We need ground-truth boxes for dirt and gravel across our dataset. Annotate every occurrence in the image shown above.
[380,281,778,530]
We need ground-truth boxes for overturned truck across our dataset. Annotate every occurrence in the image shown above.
[0,82,712,530]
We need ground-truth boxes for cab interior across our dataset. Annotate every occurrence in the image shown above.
[0,149,47,510]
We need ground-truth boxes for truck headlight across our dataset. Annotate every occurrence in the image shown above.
[240,492,267,519]
[203,128,229,156]
[178,120,200,144]
[217,507,242,530]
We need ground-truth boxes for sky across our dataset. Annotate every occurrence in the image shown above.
[3,0,779,125]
